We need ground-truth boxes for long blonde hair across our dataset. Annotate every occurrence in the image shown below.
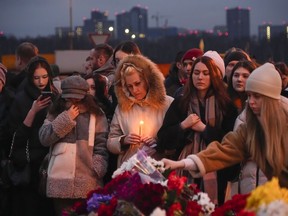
[246,96,288,175]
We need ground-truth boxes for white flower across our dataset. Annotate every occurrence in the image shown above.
[257,200,288,216]
[193,192,215,215]
[148,156,166,173]
[112,156,137,178]
[150,207,166,216]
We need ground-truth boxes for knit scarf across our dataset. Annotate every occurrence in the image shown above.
[178,95,222,204]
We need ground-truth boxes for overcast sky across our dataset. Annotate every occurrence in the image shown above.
[1,0,287,38]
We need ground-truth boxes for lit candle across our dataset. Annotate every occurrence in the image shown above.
[139,120,144,136]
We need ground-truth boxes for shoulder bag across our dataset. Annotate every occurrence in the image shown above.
[0,132,31,187]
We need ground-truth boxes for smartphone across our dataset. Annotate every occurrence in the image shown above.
[41,91,53,99]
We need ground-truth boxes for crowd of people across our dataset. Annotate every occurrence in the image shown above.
[0,40,288,216]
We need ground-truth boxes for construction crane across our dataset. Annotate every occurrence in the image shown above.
[151,12,168,28]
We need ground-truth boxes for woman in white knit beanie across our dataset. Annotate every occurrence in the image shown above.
[162,62,288,189]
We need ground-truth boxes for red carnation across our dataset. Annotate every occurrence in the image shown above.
[167,171,187,195]
[167,202,182,216]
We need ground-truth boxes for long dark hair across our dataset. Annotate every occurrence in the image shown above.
[180,56,231,113]
[227,60,256,112]
[84,73,107,100]
[84,73,113,113]
[26,56,58,94]
[112,41,141,66]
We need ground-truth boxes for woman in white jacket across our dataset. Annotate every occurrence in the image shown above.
[107,55,173,168]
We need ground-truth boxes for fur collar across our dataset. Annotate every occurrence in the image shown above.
[114,55,166,112]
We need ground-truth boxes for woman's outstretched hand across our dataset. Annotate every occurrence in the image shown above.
[161,158,185,170]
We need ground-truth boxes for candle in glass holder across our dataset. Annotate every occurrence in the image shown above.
[139,120,144,136]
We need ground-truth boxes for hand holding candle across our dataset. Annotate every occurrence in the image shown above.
[139,120,144,137]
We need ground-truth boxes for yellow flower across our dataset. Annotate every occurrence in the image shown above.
[246,177,288,211]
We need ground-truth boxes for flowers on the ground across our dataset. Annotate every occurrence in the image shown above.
[63,149,288,216]
[63,150,214,216]
[212,193,250,216]
[246,178,288,211]
[213,177,288,216]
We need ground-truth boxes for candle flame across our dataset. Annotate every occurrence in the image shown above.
[139,120,144,125]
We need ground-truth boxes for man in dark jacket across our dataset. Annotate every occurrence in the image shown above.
[164,50,186,97]
[6,42,39,94]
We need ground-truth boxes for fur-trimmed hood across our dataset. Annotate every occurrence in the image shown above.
[114,55,166,111]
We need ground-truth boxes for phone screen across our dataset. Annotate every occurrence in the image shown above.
[41,91,53,99]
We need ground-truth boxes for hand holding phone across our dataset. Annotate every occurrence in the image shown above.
[41,91,53,100]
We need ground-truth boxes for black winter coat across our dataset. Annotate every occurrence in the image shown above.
[8,83,50,184]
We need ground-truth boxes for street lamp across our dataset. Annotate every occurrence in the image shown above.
[69,0,73,50]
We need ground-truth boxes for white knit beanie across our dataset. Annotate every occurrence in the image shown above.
[245,63,281,99]
[203,50,225,78]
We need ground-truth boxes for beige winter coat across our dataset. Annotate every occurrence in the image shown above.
[107,55,173,167]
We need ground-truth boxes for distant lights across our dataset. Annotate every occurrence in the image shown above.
[178,33,187,37]
[139,33,145,38]
[131,34,136,39]
[266,26,271,40]
[108,27,114,32]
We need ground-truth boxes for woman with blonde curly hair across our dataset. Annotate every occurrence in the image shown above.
[107,55,173,168]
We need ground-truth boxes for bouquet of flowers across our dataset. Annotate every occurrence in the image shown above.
[63,150,215,216]
[213,177,288,216]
